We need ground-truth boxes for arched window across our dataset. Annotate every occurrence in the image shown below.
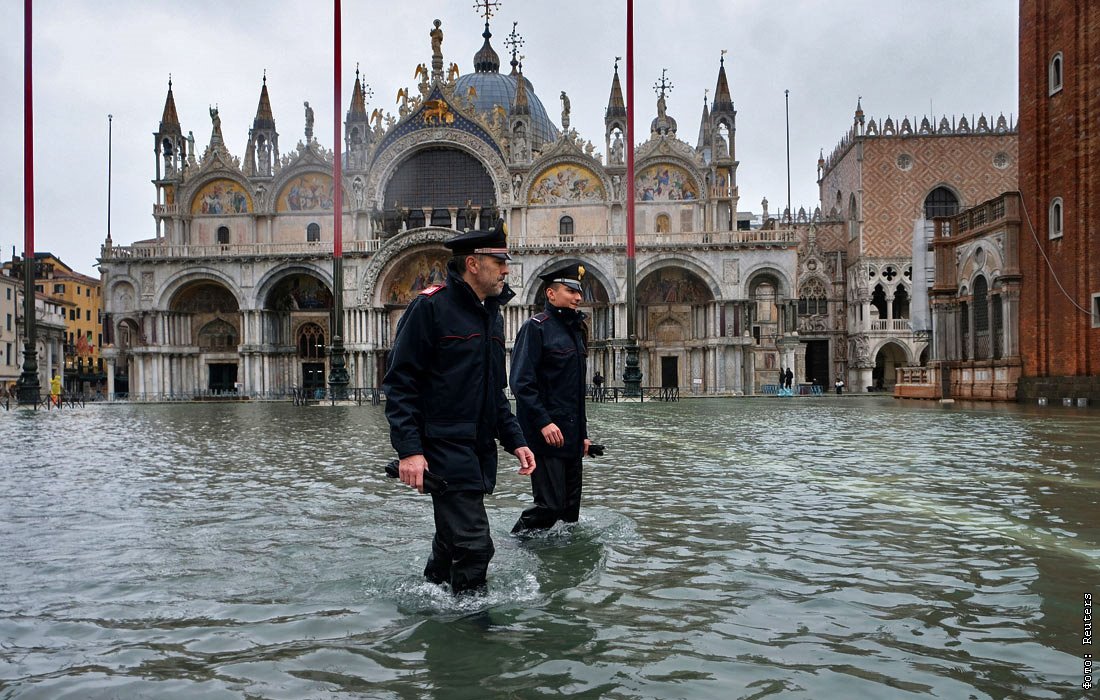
[871,284,888,321]
[197,319,238,350]
[655,214,671,233]
[924,187,959,219]
[798,278,828,315]
[1049,52,1063,95]
[559,215,574,242]
[892,286,910,319]
[958,300,970,361]
[216,226,230,245]
[1049,198,1063,239]
[297,323,326,359]
[306,223,320,242]
[848,194,859,240]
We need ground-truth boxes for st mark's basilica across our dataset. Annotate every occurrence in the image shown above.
[97,11,1018,399]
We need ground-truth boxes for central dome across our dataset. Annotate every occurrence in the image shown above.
[454,71,560,146]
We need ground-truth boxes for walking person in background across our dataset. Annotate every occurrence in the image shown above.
[511,263,592,533]
[49,373,62,406]
[383,222,536,596]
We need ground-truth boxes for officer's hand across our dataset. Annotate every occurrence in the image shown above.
[541,422,564,448]
[583,438,591,457]
[514,446,536,476]
[399,454,430,493]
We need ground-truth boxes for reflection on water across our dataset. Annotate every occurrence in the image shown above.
[1,398,1096,698]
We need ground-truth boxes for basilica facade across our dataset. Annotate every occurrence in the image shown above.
[97,15,1017,400]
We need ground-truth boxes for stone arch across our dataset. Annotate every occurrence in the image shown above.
[923,184,962,219]
[636,256,721,302]
[360,228,456,304]
[872,339,911,390]
[741,263,794,300]
[273,170,343,213]
[106,278,138,315]
[155,268,244,311]
[252,264,335,310]
[524,258,616,306]
[634,160,701,201]
[637,264,716,305]
[378,245,452,306]
[525,157,610,204]
[259,271,334,312]
[187,176,253,216]
[366,131,509,210]
[168,280,240,314]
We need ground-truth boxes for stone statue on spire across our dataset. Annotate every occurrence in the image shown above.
[560,91,571,130]
[430,19,444,82]
[304,101,314,141]
[209,105,223,146]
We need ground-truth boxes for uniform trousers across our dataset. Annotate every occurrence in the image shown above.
[512,455,583,532]
[424,490,495,595]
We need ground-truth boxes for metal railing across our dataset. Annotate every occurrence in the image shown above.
[0,392,86,411]
[291,387,382,407]
[588,386,679,402]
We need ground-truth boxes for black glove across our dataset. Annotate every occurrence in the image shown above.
[384,459,448,494]
[587,443,605,457]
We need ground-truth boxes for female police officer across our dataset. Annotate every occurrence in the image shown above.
[510,263,592,532]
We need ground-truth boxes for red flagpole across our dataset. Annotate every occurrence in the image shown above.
[333,0,343,259]
[328,0,349,392]
[18,0,41,402]
[622,0,642,394]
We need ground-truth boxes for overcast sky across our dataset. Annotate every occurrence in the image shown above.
[0,0,1019,276]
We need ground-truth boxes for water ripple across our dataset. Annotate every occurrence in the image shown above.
[0,398,1095,698]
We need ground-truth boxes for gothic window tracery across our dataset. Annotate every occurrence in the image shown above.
[297,323,326,359]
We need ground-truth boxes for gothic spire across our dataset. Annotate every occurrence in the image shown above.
[347,65,368,122]
[252,72,276,131]
[712,51,734,117]
[511,60,530,115]
[159,76,181,135]
[605,58,626,120]
[696,92,712,151]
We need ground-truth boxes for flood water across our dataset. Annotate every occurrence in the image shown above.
[1,397,1097,699]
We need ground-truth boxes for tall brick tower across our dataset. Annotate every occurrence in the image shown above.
[1018,0,1100,401]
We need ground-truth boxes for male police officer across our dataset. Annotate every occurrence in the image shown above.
[510,262,592,532]
[383,222,536,595]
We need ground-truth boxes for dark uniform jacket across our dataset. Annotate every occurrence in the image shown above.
[383,269,526,493]
[509,303,588,459]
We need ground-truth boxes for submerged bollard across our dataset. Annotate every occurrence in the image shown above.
[1077,398,1089,407]
[1038,397,1048,406]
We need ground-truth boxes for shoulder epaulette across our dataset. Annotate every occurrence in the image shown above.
[419,284,446,297]
[531,312,550,324]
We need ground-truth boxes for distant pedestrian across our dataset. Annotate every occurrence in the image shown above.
[49,373,62,406]
[784,367,794,390]
[835,378,844,395]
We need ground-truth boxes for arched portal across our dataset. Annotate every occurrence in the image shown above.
[262,273,333,390]
[873,341,909,391]
[169,281,241,393]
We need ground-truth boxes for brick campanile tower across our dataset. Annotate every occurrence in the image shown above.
[1018,0,1100,401]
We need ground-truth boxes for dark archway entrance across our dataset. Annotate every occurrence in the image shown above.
[804,340,829,386]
